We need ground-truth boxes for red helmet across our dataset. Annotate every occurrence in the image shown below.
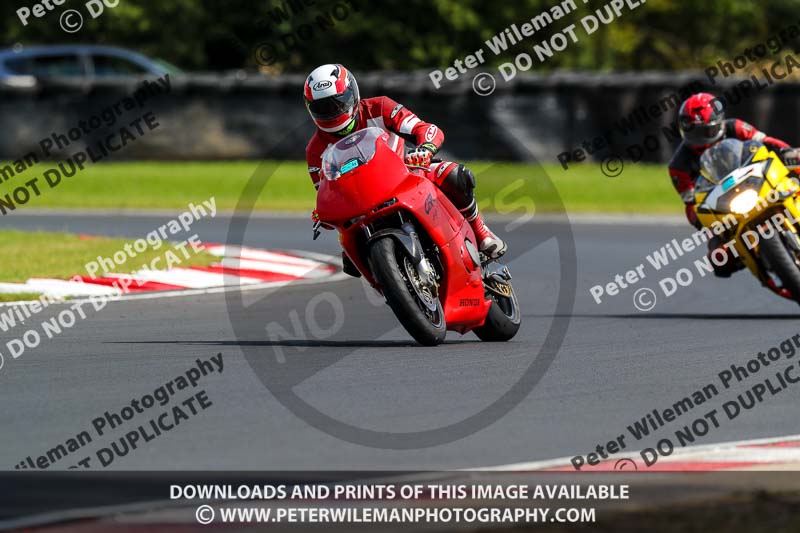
[304,64,360,135]
[678,93,725,148]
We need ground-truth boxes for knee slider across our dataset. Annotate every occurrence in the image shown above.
[440,164,476,211]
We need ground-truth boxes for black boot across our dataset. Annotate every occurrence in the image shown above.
[342,252,361,278]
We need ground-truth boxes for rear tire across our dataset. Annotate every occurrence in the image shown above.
[473,281,521,342]
[369,237,446,346]
[760,231,800,302]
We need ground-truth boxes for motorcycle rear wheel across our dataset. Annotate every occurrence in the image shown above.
[473,279,521,342]
[369,237,446,346]
[760,231,800,303]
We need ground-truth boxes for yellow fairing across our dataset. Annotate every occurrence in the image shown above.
[694,147,800,283]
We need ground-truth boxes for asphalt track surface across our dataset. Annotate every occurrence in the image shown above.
[2,212,800,471]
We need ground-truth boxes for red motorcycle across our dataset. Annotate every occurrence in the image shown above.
[314,127,520,346]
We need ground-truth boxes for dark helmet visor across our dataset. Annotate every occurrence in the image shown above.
[681,121,724,146]
[306,85,357,121]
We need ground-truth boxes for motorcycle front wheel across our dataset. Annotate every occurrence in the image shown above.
[760,230,800,303]
[369,237,446,346]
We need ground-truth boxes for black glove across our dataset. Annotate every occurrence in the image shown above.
[780,147,800,167]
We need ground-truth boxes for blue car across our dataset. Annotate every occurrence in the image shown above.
[0,44,181,81]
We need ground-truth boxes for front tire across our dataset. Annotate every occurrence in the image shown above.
[369,237,446,346]
[760,230,800,302]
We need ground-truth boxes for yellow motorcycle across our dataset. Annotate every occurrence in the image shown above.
[695,138,800,302]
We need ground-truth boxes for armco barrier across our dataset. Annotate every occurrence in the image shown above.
[0,71,797,163]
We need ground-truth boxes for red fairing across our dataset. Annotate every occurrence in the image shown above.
[306,96,445,187]
[316,138,409,223]
[315,131,491,334]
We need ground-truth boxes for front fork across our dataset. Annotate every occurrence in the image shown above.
[770,200,800,256]
[747,201,800,294]
[366,219,438,291]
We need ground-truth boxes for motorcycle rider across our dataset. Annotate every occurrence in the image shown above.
[670,92,800,277]
[304,64,506,276]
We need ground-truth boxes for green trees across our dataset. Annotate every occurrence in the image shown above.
[0,0,798,72]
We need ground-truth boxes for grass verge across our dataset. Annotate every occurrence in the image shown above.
[0,230,216,283]
[0,160,681,214]
[0,293,44,303]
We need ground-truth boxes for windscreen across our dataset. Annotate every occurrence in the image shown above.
[321,127,387,181]
[700,138,749,184]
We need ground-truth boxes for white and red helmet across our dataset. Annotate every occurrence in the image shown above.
[304,64,360,135]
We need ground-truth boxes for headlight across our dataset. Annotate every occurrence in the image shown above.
[729,189,760,214]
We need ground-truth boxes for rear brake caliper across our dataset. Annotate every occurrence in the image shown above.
[483,263,513,298]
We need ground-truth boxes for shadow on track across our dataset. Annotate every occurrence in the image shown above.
[526,313,800,320]
[105,339,478,348]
